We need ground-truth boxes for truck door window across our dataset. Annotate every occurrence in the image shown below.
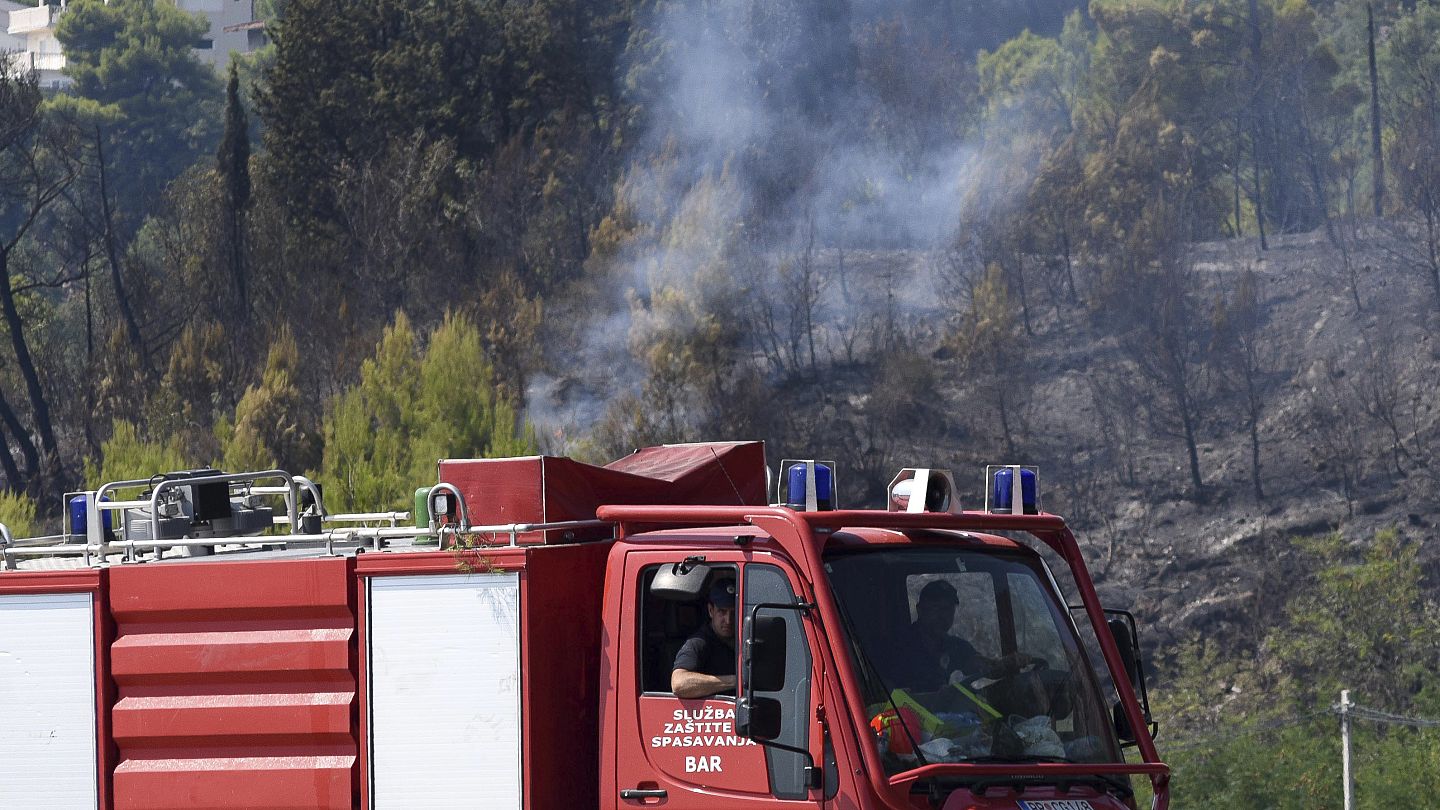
[743,563,814,800]
[639,563,738,694]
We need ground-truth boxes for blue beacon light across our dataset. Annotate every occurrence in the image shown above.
[68,494,113,535]
[785,462,834,511]
[991,467,1038,515]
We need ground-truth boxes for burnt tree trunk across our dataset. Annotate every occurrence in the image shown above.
[1233,115,1244,237]
[0,387,38,486]
[1244,363,1265,502]
[1425,197,1440,312]
[94,127,147,370]
[1369,5,1385,218]
[1178,385,1204,499]
[1248,0,1269,249]
[0,249,56,464]
[0,417,22,492]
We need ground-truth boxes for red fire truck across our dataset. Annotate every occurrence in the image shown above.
[0,441,1168,809]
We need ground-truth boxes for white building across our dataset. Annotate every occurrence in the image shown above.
[0,1,26,51]
[177,0,266,70]
[5,0,69,89]
[3,0,265,90]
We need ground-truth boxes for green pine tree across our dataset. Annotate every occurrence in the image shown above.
[50,0,222,223]
[320,312,534,512]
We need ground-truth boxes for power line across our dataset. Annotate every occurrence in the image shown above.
[1344,703,1440,729]
[1157,699,1440,756]
[1160,709,1331,754]
[1334,693,1440,808]
[1157,690,1440,809]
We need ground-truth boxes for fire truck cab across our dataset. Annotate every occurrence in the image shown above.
[0,442,1168,809]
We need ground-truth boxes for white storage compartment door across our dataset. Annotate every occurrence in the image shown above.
[368,573,522,809]
[0,592,98,809]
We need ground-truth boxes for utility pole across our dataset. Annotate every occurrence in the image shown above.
[1341,689,1354,810]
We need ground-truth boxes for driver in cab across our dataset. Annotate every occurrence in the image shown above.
[671,579,738,699]
[885,580,1048,707]
[887,579,987,691]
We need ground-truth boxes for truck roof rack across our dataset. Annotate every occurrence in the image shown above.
[0,467,615,570]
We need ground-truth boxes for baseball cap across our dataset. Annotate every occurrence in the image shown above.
[917,579,959,606]
[709,579,737,609]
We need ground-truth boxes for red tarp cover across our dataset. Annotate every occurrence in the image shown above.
[437,441,767,544]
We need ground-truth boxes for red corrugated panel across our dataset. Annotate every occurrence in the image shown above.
[108,558,357,810]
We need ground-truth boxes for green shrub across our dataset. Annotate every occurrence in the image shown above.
[0,489,37,538]
[85,420,193,488]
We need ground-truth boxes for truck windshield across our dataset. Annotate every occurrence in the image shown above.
[824,545,1120,775]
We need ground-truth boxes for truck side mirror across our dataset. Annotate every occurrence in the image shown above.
[747,614,788,692]
[736,696,783,741]
[1107,617,1141,692]
[737,615,787,741]
[1113,700,1136,744]
[737,600,821,790]
[1105,612,1156,746]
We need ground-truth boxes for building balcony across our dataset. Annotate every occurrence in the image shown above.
[7,50,69,88]
[8,50,65,73]
[7,5,57,37]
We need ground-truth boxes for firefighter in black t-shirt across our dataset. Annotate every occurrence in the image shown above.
[885,579,987,691]
[671,579,738,699]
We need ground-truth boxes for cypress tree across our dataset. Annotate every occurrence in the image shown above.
[217,61,251,313]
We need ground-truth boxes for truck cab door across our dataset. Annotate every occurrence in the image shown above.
[613,549,824,808]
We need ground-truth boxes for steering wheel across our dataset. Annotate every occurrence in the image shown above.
[961,656,1073,719]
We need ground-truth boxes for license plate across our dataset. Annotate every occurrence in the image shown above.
[1018,802,1095,810]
